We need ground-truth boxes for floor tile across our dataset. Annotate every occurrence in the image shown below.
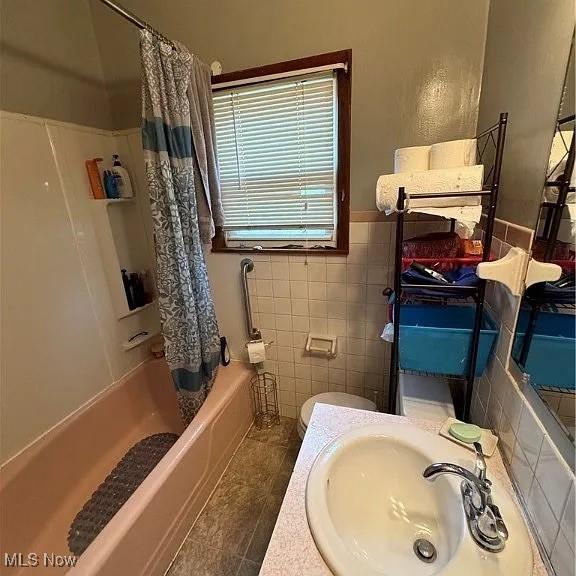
[246,416,296,447]
[225,438,287,487]
[166,540,241,576]
[186,475,268,555]
[237,559,262,576]
[245,491,284,563]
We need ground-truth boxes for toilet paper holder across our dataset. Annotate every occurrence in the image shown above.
[305,333,337,358]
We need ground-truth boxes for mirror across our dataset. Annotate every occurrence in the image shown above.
[511,37,575,444]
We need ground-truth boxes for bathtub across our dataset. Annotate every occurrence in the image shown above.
[0,359,253,575]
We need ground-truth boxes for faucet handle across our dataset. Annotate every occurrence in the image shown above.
[473,442,487,482]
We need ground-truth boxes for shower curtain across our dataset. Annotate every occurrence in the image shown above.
[140,30,223,425]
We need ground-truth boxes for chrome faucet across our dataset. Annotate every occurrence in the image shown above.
[423,442,509,553]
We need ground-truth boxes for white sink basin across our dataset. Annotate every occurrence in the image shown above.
[306,424,533,576]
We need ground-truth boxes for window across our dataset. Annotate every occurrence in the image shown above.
[211,51,351,254]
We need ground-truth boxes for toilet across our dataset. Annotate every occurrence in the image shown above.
[297,392,378,439]
[397,372,455,421]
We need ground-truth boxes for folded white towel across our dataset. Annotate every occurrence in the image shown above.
[394,145,431,173]
[414,205,482,239]
[430,139,477,170]
[376,165,484,213]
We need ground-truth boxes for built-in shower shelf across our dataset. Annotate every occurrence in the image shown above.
[92,198,136,205]
[122,330,160,351]
[118,299,157,320]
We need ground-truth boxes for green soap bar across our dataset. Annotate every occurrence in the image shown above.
[449,422,482,443]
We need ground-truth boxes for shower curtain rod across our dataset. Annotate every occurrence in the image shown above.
[97,0,176,48]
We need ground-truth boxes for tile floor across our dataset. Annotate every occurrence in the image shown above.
[167,417,301,576]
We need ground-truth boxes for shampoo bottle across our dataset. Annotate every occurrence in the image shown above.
[112,154,134,198]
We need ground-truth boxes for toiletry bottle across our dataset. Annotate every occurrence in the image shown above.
[130,272,146,308]
[121,269,135,310]
[104,170,119,199]
[112,154,134,198]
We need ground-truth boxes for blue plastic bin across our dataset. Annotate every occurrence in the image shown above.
[399,305,498,376]
[512,310,575,391]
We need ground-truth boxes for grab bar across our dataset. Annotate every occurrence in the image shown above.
[240,259,261,340]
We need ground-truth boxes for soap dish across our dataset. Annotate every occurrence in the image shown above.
[439,417,498,457]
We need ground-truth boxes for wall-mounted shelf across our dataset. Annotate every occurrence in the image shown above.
[92,198,136,205]
[122,330,160,351]
[118,299,157,320]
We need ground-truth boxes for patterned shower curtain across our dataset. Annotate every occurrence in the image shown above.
[140,30,223,425]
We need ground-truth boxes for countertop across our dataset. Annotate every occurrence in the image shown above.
[259,404,547,576]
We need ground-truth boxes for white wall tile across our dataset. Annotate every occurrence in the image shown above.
[346,284,366,303]
[277,346,294,363]
[517,405,544,471]
[369,222,391,244]
[327,263,347,283]
[311,365,328,382]
[327,282,347,301]
[347,302,367,322]
[272,279,290,298]
[347,264,367,284]
[511,443,534,501]
[289,261,308,281]
[278,376,295,391]
[312,380,329,394]
[350,222,369,243]
[276,315,293,332]
[551,529,575,576]
[310,317,327,333]
[290,280,308,299]
[291,298,309,316]
[257,279,273,297]
[274,298,292,315]
[308,282,327,300]
[294,364,311,381]
[272,261,290,280]
[307,262,327,282]
[329,368,346,385]
[292,331,308,348]
[328,354,346,370]
[295,379,311,395]
[560,482,575,548]
[327,301,347,320]
[528,479,560,554]
[347,355,365,372]
[327,318,347,336]
[276,330,293,347]
[258,297,275,314]
[309,299,327,317]
[348,243,367,263]
[254,261,272,279]
[535,435,573,521]
[260,313,276,330]
[292,316,310,333]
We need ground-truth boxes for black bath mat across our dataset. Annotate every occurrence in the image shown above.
[68,432,179,556]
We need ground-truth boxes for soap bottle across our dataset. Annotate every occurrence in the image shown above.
[103,170,119,198]
[112,154,134,198]
[121,269,135,310]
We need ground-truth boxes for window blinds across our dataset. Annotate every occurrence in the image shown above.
[213,72,337,240]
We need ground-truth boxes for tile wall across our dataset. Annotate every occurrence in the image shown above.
[470,219,575,576]
[206,219,447,419]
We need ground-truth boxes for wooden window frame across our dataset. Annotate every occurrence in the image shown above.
[211,49,352,256]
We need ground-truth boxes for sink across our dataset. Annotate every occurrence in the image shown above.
[305,423,533,576]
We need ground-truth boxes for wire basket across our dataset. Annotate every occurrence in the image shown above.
[250,371,280,429]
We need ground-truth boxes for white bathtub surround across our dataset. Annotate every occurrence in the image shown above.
[205,219,449,419]
[471,218,575,576]
[260,404,547,576]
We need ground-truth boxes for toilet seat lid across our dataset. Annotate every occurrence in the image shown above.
[300,392,377,427]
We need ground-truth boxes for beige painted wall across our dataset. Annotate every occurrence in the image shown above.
[89,0,490,211]
[477,0,574,228]
[0,0,112,130]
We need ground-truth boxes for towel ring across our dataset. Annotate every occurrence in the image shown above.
[390,192,411,214]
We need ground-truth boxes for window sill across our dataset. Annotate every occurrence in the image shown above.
[210,246,349,256]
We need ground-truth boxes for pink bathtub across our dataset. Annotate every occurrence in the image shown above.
[0,359,253,575]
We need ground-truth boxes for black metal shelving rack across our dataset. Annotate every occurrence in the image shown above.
[387,112,508,421]
[517,114,575,367]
